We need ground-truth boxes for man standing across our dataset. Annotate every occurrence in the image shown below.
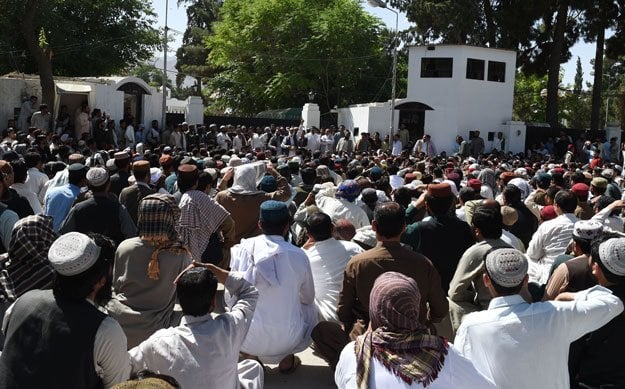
[456,135,469,157]
[303,212,363,322]
[570,234,625,387]
[29,104,51,133]
[17,96,37,131]
[391,134,402,156]
[526,190,578,285]
[129,262,263,389]
[60,167,136,245]
[454,247,623,389]
[229,200,316,373]
[413,134,437,157]
[119,160,154,226]
[109,151,132,197]
[313,202,448,369]
[0,232,130,388]
[44,163,87,232]
[470,130,485,157]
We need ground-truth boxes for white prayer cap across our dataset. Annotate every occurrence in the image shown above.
[598,238,625,276]
[229,155,242,167]
[389,175,404,190]
[149,167,162,185]
[86,167,108,187]
[485,248,528,287]
[48,232,101,276]
[573,220,603,241]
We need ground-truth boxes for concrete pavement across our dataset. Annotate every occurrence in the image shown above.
[264,347,335,389]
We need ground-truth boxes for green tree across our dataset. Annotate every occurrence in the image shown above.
[574,56,583,95]
[175,0,220,98]
[513,71,548,123]
[206,0,394,115]
[0,0,160,111]
[131,62,173,90]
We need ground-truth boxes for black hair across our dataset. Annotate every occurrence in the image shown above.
[114,157,130,170]
[300,167,316,185]
[133,167,150,182]
[68,168,86,186]
[373,202,405,238]
[590,231,625,284]
[502,184,521,205]
[53,234,115,302]
[177,268,218,317]
[425,194,454,215]
[10,159,28,184]
[458,187,477,203]
[197,171,212,192]
[306,212,333,242]
[393,186,413,208]
[472,203,503,239]
[24,152,41,169]
[573,236,592,255]
[259,218,290,236]
[177,171,198,193]
[554,190,577,214]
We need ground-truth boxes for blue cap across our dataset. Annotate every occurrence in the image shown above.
[259,175,277,192]
[260,200,289,224]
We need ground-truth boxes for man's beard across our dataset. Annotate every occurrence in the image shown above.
[94,273,113,306]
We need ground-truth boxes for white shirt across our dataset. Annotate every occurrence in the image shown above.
[24,167,49,205]
[500,230,524,252]
[316,195,371,229]
[454,286,624,389]
[125,125,135,147]
[391,140,402,156]
[336,341,495,389]
[129,273,261,389]
[304,238,363,322]
[320,134,334,154]
[306,133,321,152]
[591,205,625,233]
[217,132,230,149]
[526,213,577,284]
[11,182,43,214]
[228,234,317,363]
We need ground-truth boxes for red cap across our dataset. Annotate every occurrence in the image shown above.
[571,183,589,197]
[467,178,482,192]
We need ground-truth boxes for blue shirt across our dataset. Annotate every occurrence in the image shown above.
[45,183,82,232]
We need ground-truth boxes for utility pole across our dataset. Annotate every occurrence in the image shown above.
[161,0,169,134]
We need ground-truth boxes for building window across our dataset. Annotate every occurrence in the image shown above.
[421,58,453,78]
[488,61,506,82]
[466,58,485,80]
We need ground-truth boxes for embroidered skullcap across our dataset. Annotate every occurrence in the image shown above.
[602,169,615,179]
[177,164,199,180]
[467,178,482,192]
[541,205,557,221]
[259,175,277,192]
[427,183,452,198]
[149,167,162,185]
[485,248,528,287]
[571,183,590,197]
[598,238,625,276]
[573,220,603,241]
[229,155,242,167]
[537,172,552,187]
[370,166,383,180]
[48,232,101,276]
[591,177,608,189]
[221,155,231,163]
[86,167,108,187]
[259,200,289,224]
[114,151,130,161]
[336,180,361,202]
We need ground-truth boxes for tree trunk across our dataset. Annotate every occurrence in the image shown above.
[590,28,605,130]
[483,0,496,47]
[546,1,569,128]
[22,0,56,112]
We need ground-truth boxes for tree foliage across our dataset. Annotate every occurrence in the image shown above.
[205,0,396,115]
[175,0,220,96]
[0,0,160,109]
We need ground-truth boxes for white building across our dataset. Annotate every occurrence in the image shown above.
[338,45,523,154]
[0,73,204,131]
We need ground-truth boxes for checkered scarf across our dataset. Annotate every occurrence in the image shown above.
[354,272,448,388]
[138,193,189,280]
[0,215,58,303]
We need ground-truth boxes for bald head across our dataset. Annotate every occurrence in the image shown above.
[334,219,356,241]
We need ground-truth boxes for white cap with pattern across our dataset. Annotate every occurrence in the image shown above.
[485,248,528,287]
[573,220,604,241]
[48,232,101,276]
[86,167,108,187]
[598,238,625,276]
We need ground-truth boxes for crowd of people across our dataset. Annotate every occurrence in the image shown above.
[0,99,624,388]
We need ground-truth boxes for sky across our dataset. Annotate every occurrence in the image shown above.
[151,0,598,88]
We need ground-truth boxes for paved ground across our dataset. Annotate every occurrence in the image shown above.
[264,347,335,389]
[213,289,336,388]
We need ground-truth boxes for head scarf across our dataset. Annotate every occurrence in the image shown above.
[0,215,58,302]
[138,193,189,280]
[354,272,448,388]
[477,168,496,190]
[228,162,266,195]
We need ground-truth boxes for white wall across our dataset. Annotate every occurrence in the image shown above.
[406,45,516,153]
[0,78,41,130]
[93,84,123,122]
